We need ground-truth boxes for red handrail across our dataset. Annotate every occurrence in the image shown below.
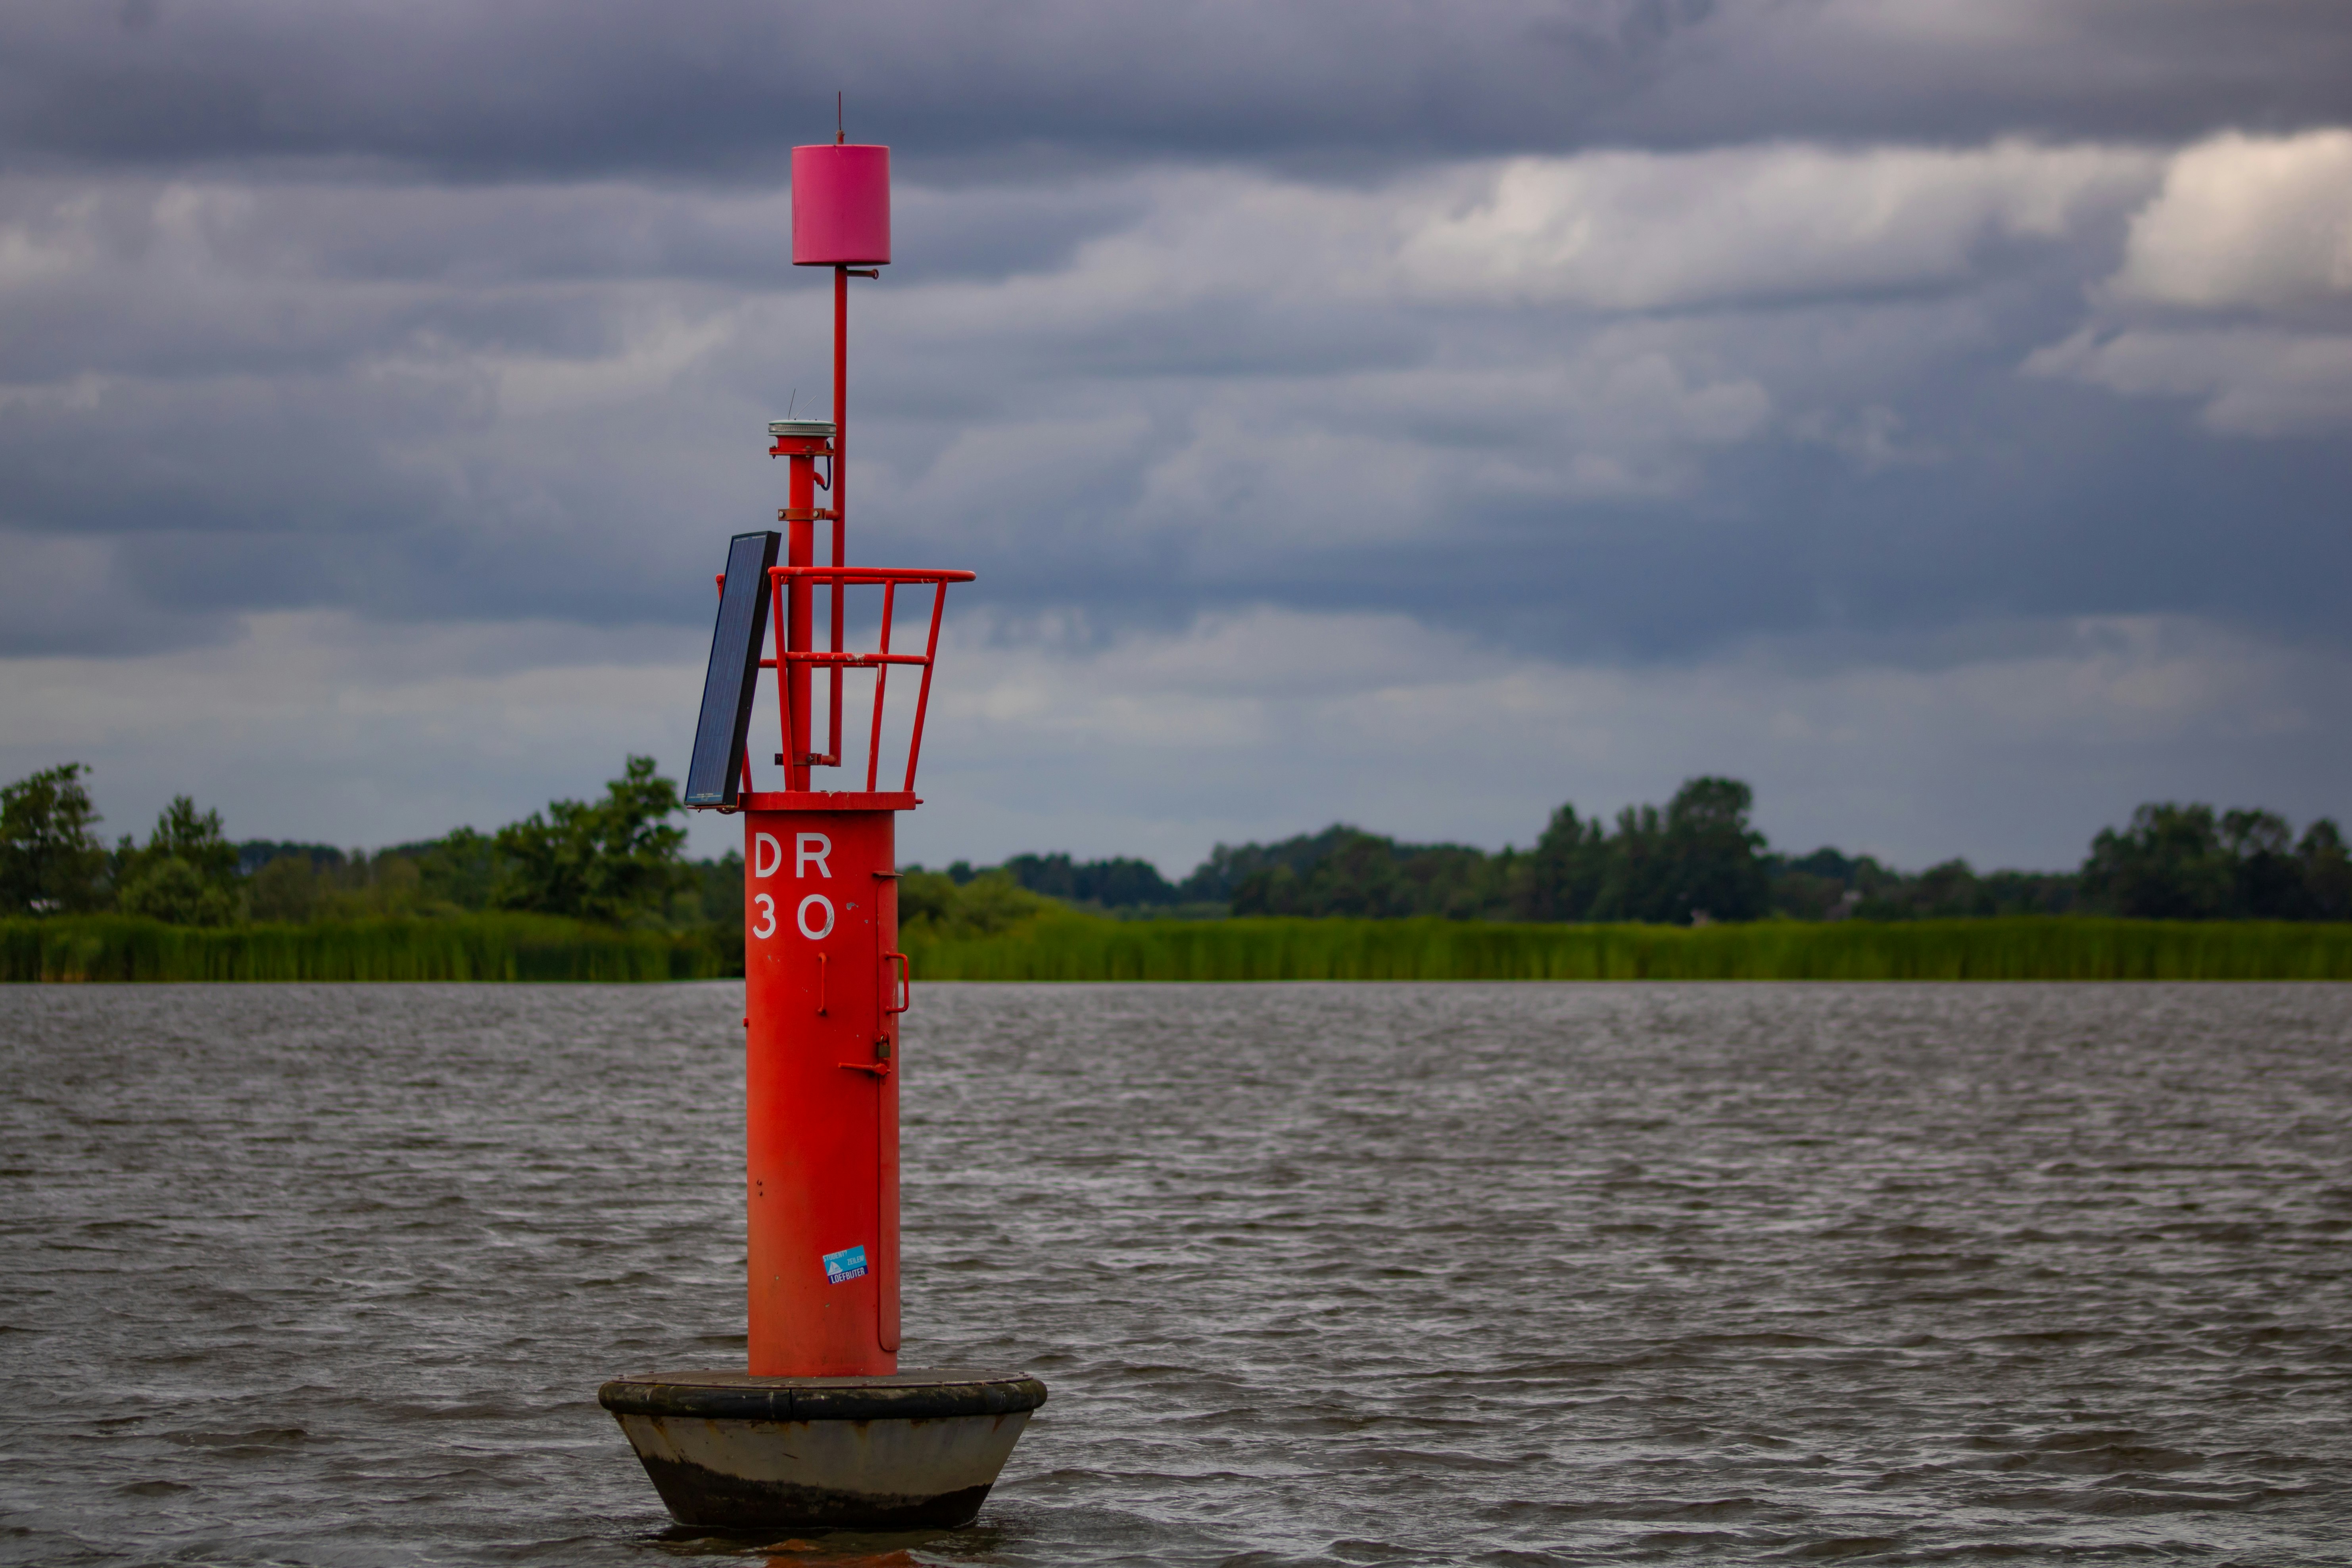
[762,566,975,795]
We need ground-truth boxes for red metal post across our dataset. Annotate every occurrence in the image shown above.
[834,264,849,545]
[867,583,895,794]
[905,584,949,793]
[784,449,816,791]
[830,264,849,763]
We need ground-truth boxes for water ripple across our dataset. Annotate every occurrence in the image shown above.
[2,981,2349,1564]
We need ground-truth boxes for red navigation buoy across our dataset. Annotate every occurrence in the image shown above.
[599,128,1044,1532]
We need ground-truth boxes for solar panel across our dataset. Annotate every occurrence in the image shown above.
[685,531,782,808]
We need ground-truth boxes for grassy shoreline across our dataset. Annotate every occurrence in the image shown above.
[0,913,734,983]
[902,914,2352,982]
[6,912,2347,983]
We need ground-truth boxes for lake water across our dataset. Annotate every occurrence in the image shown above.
[4,981,2350,1566]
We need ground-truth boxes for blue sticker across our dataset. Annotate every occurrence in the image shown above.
[822,1244,869,1284]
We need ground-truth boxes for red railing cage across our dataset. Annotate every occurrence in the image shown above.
[736,564,975,798]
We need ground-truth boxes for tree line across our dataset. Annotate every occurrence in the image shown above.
[922,779,2352,925]
[0,758,733,929]
[8,758,2346,930]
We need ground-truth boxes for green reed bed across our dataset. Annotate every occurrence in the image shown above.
[901,914,2352,983]
[9,912,2345,984]
[0,914,734,983]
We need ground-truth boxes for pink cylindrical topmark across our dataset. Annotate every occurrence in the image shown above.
[792,144,891,266]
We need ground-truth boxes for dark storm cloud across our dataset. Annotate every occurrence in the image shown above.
[2,4,2349,694]
[4,135,2347,671]
[4,0,2349,180]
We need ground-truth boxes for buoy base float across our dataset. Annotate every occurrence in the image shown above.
[599,1369,1047,1530]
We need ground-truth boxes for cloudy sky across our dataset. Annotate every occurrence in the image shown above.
[3,0,2349,875]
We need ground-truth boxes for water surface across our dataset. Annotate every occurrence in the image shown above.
[4,981,2349,1565]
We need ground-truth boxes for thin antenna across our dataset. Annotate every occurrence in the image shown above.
[837,90,845,144]
[787,389,798,419]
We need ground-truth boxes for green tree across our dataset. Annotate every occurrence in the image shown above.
[1588,803,1667,921]
[1001,852,1179,909]
[898,868,1051,937]
[1584,778,1767,925]
[1858,858,1987,919]
[1974,869,2077,917]
[146,796,242,884]
[1519,803,1606,921]
[1299,831,1410,917]
[1766,847,1868,920]
[412,827,499,912]
[2300,819,2351,922]
[114,796,244,926]
[1181,825,1361,904]
[0,762,108,915]
[247,854,323,923]
[1661,775,1769,923]
[2222,808,2303,918]
[120,857,241,926]
[678,848,744,925]
[491,756,689,925]
[1229,862,1300,915]
[2080,803,2233,919]
[1223,828,1508,919]
[1400,843,1510,919]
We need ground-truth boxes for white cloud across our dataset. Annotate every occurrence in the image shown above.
[2025,130,2352,434]
[0,136,2211,600]
[906,606,2352,873]
[9,604,2343,877]
[880,139,2156,332]
[0,611,711,850]
[1396,141,2157,309]
[2025,324,2352,436]
[2111,129,2352,310]
[2,127,2346,877]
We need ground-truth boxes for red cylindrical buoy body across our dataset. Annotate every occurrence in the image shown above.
[743,807,903,1376]
[792,144,891,266]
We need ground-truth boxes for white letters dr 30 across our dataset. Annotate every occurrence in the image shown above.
[750,830,835,943]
